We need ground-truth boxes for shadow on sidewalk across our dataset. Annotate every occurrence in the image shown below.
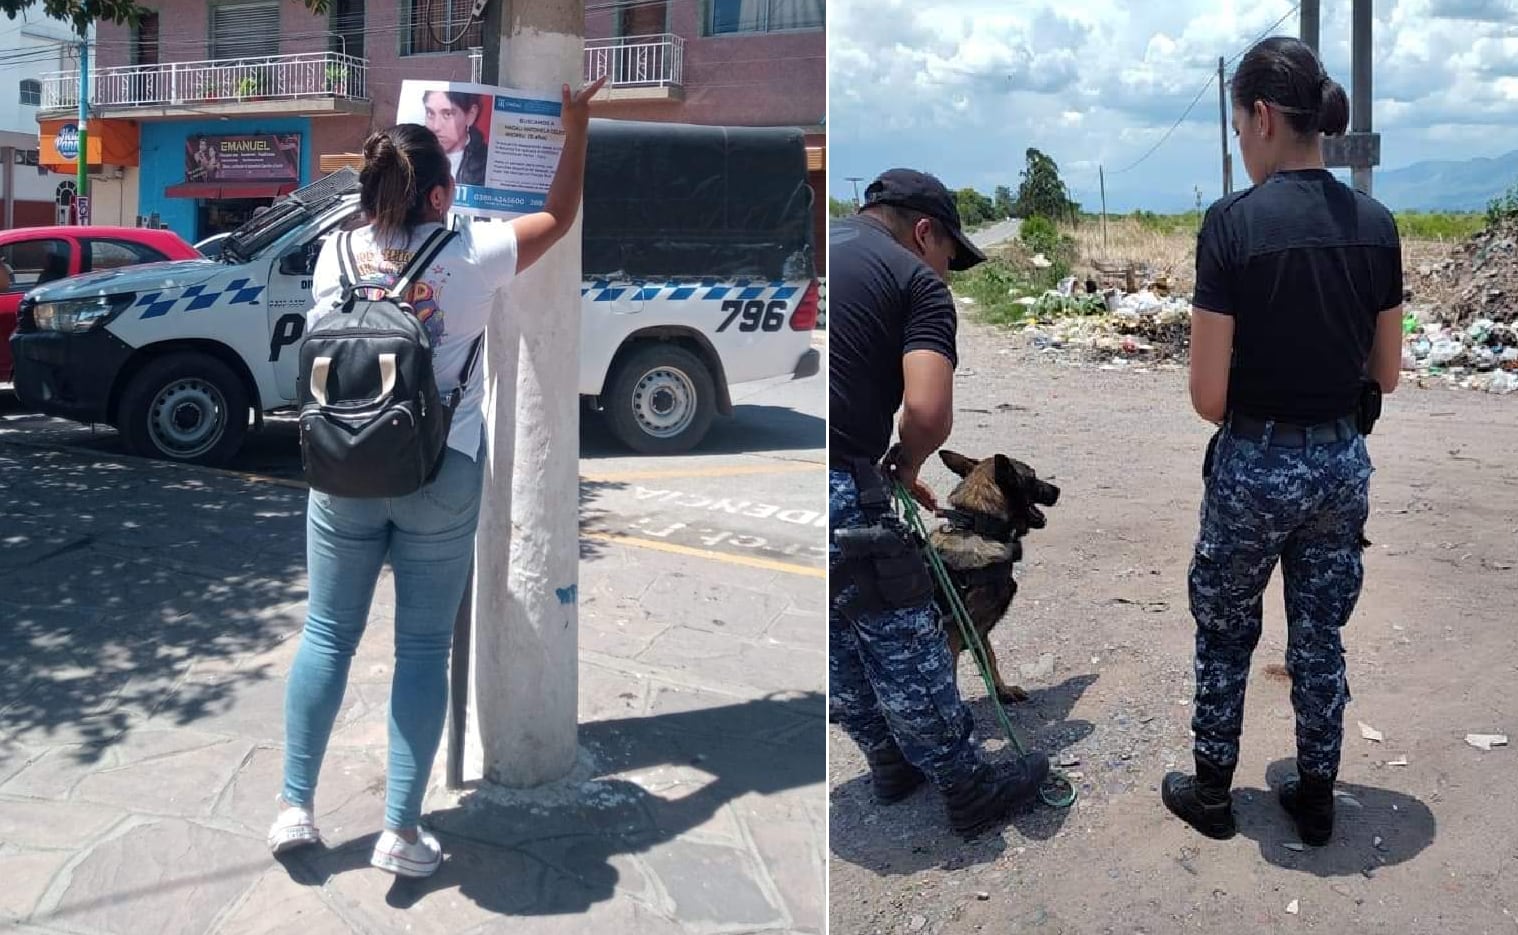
[0,442,311,772]
[284,691,824,919]
[581,404,824,458]
[827,673,1098,876]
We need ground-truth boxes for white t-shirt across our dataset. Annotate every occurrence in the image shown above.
[308,217,519,460]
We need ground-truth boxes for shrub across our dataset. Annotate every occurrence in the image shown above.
[1486,186,1518,229]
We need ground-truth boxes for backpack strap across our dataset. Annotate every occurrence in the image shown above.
[335,230,358,295]
[389,226,456,299]
[450,334,485,406]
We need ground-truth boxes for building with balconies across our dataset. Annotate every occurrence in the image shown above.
[57,0,824,250]
[0,11,90,227]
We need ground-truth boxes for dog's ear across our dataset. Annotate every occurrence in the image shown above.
[940,450,979,478]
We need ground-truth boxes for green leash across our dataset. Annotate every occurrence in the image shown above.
[891,480,1078,809]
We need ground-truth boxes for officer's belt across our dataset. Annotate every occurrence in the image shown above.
[1227,414,1358,447]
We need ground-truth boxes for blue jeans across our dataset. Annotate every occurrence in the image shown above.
[282,442,484,831]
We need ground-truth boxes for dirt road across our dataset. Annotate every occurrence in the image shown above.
[829,321,1518,934]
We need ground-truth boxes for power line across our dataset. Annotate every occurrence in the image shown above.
[1108,3,1301,176]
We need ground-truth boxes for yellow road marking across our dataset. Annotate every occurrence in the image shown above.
[581,531,825,578]
[580,462,819,483]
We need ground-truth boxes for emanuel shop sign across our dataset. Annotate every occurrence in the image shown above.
[186,133,300,183]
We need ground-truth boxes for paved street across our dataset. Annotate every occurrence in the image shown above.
[0,337,825,935]
[970,218,1023,249]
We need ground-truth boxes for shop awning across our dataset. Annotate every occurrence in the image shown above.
[164,181,298,199]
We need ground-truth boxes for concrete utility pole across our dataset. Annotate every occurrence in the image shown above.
[846,176,863,206]
[1300,0,1320,53]
[1303,0,1378,195]
[451,0,584,790]
[1349,0,1373,194]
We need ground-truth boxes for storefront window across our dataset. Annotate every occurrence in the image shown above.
[198,199,274,242]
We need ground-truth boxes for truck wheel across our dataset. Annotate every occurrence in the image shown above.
[604,343,716,455]
[117,352,250,467]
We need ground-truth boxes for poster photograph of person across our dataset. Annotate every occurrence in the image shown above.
[397,79,566,220]
[184,133,300,183]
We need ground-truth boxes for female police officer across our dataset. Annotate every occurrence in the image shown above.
[1160,37,1405,847]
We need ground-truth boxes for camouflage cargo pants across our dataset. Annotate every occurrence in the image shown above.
[829,469,980,790]
[1189,424,1373,780]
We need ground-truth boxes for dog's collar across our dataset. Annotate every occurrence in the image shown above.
[941,508,1016,540]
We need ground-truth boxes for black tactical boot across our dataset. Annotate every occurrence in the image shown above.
[865,743,926,804]
[1279,771,1336,846]
[944,753,1050,838]
[1161,755,1237,840]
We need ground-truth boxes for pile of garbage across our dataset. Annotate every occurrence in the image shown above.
[1011,282,1195,368]
[1410,224,1518,328]
[1402,315,1518,394]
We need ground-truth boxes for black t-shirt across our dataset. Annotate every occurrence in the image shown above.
[828,215,958,465]
[1194,169,1403,424]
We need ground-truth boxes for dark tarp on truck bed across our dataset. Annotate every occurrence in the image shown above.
[583,118,815,281]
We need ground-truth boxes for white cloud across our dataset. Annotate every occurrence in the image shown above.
[830,0,1518,210]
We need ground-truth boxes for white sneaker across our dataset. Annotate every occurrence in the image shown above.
[267,798,322,855]
[370,828,443,878]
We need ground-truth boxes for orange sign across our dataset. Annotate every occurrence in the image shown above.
[39,119,140,173]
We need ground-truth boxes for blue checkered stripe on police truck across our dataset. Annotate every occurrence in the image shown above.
[135,278,267,319]
[581,279,800,304]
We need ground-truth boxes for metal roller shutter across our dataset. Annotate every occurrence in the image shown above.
[210,2,281,60]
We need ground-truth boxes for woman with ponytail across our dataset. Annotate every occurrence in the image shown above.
[268,76,606,878]
[1161,37,1404,849]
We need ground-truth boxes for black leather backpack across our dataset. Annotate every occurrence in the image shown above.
[297,225,481,498]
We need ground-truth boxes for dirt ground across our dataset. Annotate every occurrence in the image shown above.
[828,321,1518,935]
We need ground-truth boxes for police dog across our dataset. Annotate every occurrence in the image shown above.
[928,450,1061,703]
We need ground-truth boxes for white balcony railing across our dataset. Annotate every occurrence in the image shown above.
[584,34,684,89]
[40,51,368,111]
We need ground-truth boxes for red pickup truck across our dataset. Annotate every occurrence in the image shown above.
[0,226,201,384]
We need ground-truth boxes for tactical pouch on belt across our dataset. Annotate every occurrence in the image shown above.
[833,523,935,612]
[1357,379,1383,436]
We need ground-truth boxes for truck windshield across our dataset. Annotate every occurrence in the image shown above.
[222,168,362,264]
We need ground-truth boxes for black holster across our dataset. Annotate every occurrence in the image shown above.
[831,458,935,614]
[1203,428,1221,481]
[1357,379,1383,436]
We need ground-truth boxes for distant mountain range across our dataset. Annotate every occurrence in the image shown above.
[1371,150,1518,212]
[1077,151,1518,214]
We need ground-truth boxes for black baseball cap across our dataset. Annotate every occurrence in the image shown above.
[862,168,987,271]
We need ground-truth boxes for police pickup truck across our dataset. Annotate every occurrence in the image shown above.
[10,119,820,466]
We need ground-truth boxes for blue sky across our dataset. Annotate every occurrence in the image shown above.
[829,0,1518,212]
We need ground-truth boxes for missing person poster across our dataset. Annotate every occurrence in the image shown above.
[397,79,565,220]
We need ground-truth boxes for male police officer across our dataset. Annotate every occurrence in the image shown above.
[830,169,1050,837]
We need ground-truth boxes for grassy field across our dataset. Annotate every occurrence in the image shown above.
[953,211,1481,328]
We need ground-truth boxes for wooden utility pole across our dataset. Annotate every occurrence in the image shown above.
[1098,164,1108,252]
[1218,56,1232,196]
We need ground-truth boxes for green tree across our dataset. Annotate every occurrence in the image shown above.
[829,196,855,219]
[955,187,995,227]
[994,185,1015,220]
[1015,148,1076,223]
